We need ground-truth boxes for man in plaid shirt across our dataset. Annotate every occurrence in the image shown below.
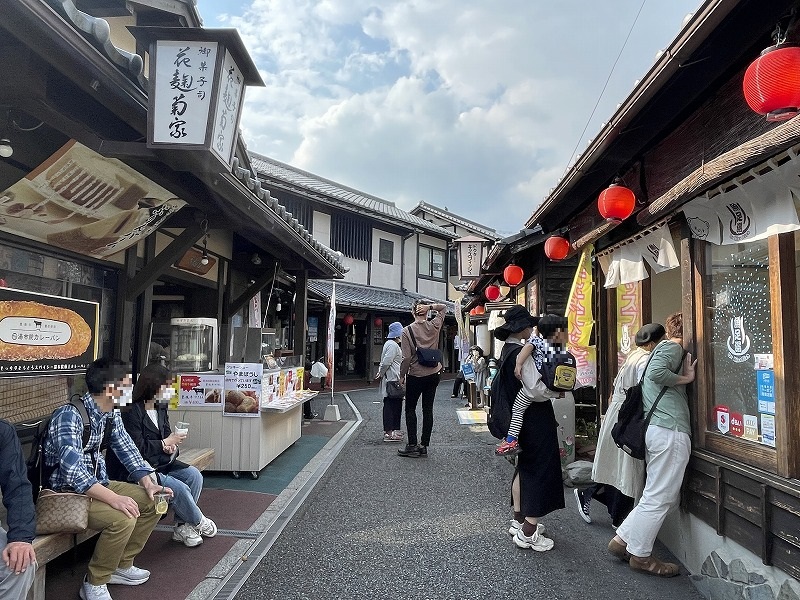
[44,358,172,600]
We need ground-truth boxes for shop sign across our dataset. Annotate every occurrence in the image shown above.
[0,287,98,377]
[177,373,224,406]
[616,283,642,367]
[0,141,185,259]
[454,235,486,279]
[223,362,262,417]
[727,316,752,363]
[756,369,776,414]
[730,412,744,437]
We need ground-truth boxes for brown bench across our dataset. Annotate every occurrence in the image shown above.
[25,447,215,600]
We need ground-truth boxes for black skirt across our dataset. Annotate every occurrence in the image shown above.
[516,400,565,518]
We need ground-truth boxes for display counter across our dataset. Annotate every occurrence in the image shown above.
[169,364,315,478]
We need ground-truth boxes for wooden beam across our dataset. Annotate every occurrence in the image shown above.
[114,246,138,361]
[125,222,204,301]
[134,235,157,376]
[293,270,308,359]
[228,265,279,320]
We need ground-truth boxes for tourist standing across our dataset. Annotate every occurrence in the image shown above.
[376,321,404,442]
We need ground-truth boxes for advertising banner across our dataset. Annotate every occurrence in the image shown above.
[616,283,642,368]
[177,373,224,406]
[223,362,262,417]
[565,245,596,387]
[0,287,98,376]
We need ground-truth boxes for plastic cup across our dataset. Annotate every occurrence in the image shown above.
[154,492,169,515]
[175,422,189,435]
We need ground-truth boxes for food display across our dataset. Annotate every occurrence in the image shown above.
[225,389,259,414]
[0,300,91,360]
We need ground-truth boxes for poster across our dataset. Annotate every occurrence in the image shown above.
[223,362,262,417]
[526,278,538,317]
[177,373,224,406]
[0,140,185,259]
[260,369,280,406]
[0,287,98,376]
[616,282,642,368]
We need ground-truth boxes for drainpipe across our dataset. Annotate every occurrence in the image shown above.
[400,230,415,292]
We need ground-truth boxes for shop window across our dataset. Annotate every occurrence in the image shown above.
[418,244,445,280]
[378,239,393,264]
[703,240,773,449]
[449,247,459,276]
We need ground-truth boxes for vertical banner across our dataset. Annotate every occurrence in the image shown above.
[248,292,261,328]
[325,283,336,391]
[565,244,596,387]
[616,283,642,368]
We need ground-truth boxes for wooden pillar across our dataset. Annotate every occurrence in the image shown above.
[114,245,138,362]
[293,269,308,362]
[133,235,157,376]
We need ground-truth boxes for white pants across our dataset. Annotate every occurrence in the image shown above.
[615,425,691,557]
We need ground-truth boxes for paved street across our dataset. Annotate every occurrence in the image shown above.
[234,383,704,600]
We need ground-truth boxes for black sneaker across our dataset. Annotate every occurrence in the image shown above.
[418,446,428,457]
[398,444,421,457]
[573,488,592,523]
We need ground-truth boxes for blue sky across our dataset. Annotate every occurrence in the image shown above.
[195,0,704,235]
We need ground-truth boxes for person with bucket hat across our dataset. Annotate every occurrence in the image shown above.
[572,322,665,528]
[492,306,563,552]
[375,321,405,442]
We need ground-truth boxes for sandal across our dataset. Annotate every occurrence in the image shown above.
[629,555,680,577]
[607,538,631,562]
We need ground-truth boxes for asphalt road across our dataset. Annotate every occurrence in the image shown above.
[235,383,704,600]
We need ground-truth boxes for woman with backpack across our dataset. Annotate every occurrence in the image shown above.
[397,299,446,458]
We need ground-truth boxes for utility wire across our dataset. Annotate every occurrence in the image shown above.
[564,0,649,174]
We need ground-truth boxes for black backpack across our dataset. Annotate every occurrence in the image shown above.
[22,395,110,502]
[487,344,523,440]
[537,347,578,392]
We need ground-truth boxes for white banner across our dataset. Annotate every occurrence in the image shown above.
[326,283,336,390]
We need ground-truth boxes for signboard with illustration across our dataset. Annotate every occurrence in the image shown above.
[223,362,262,417]
[616,283,642,368]
[0,287,98,376]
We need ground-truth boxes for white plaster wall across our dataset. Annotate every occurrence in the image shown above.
[371,230,402,289]
[313,211,331,248]
[417,278,447,301]
[475,324,491,355]
[342,259,368,285]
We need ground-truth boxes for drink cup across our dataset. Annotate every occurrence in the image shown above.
[154,492,169,515]
[175,422,189,435]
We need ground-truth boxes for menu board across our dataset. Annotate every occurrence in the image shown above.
[177,373,224,406]
[223,362,262,417]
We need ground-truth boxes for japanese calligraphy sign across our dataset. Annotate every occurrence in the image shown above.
[456,235,486,279]
[152,41,219,145]
[210,48,246,165]
[0,287,98,377]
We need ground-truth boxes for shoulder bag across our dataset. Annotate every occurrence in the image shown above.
[386,380,405,399]
[407,326,443,368]
[611,347,686,460]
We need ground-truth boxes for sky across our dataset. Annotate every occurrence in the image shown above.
[195,0,703,236]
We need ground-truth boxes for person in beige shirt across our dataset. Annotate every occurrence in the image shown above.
[398,300,446,458]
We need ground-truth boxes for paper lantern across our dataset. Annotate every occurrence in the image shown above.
[597,183,636,222]
[743,44,800,122]
[374,318,383,327]
[503,265,524,286]
[485,285,501,302]
[343,314,354,325]
[469,308,477,316]
[544,236,570,261]
[474,305,485,315]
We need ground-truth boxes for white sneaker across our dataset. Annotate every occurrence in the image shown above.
[80,578,113,600]
[172,523,203,547]
[198,516,218,537]
[514,528,554,552]
[107,565,150,586]
[508,519,546,537]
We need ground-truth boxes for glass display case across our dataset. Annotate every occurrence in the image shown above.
[170,317,218,372]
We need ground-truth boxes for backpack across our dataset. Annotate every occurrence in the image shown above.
[22,395,110,502]
[487,344,523,439]
[537,347,578,392]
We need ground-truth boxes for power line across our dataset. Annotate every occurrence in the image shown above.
[564,0,649,174]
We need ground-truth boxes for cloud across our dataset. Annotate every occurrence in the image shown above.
[199,0,701,232]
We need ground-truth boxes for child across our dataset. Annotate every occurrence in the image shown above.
[495,314,574,456]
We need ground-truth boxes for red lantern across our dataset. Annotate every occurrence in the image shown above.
[374,317,383,327]
[544,236,570,261]
[503,265,524,286]
[343,314,354,325]
[474,305,485,315]
[597,183,636,222]
[485,284,501,302]
[743,44,800,122]
[469,308,477,316]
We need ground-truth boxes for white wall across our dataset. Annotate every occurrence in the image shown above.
[371,229,402,289]
[342,259,368,285]
[313,211,331,248]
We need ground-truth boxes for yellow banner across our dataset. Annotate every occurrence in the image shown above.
[565,245,596,387]
[616,283,643,368]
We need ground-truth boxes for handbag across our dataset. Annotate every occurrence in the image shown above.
[407,327,443,368]
[386,380,405,399]
[611,346,686,460]
[35,489,91,535]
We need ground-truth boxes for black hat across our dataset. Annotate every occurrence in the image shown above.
[537,314,569,337]
[494,305,539,341]
[635,323,666,346]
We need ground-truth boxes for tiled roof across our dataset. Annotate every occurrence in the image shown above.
[410,201,500,240]
[308,280,454,313]
[249,154,456,239]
